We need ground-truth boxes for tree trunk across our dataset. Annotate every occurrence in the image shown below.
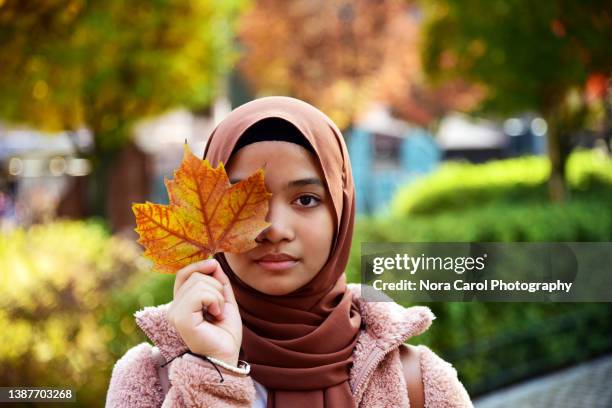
[87,146,115,219]
[105,141,152,236]
[57,175,90,218]
[545,115,572,203]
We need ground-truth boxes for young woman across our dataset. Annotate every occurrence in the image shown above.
[106,96,472,407]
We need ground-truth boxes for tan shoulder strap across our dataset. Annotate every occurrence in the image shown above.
[399,344,425,408]
[151,346,171,398]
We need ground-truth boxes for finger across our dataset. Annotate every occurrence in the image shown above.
[174,259,220,297]
[174,276,225,322]
[174,258,219,297]
[206,260,239,307]
[178,281,225,317]
[197,285,225,317]
[174,258,237,310]
[173,287,224,328]
[222,280,238,310]
[176,272,223,299]
[197,288,224,319]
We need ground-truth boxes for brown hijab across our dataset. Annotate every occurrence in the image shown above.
[203,96,362,408]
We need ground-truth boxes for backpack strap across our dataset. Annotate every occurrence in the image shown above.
[151,346,171,398]
[399,344,425,408]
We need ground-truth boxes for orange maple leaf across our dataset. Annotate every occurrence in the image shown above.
[132,144,272,274]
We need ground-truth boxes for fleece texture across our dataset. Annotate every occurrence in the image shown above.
[106,284,472,407]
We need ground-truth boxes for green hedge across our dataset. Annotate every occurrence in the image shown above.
[391,149,612,217]
[347,149,612,395]
[347,211,612,394]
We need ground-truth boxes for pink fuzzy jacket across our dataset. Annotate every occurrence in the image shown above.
[106,284,472,407]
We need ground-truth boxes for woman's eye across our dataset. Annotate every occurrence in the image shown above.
[294,194,320,208]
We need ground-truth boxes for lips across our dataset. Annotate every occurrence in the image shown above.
[255,253,298,262]
[254,253,299,271]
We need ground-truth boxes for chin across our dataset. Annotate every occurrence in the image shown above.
[251,279,300,296]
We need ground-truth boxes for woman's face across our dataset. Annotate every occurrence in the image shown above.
[224,140,336,296]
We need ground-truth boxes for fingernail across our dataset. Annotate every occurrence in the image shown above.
[203,259,216,267]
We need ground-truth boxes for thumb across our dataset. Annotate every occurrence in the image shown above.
[210,259,239,307]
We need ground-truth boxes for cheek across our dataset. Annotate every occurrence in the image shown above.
[301,212,335,270]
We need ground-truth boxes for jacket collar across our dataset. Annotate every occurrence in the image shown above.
[346,284,434,401]
[347,283,434,351]
[134,283,434,366]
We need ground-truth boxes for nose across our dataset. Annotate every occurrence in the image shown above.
[255,201,294,244]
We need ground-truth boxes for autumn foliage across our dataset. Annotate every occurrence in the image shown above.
[237,0,480,128]
[132,145,271,273]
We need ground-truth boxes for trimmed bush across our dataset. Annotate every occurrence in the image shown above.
[0,220,173,406]
[391,149,612,217]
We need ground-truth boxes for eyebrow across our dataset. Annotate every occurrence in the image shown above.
[230,177,324,189]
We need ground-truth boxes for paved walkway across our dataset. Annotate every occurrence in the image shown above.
[473,354,612,408]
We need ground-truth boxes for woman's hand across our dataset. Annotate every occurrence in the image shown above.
[166,259,243,366]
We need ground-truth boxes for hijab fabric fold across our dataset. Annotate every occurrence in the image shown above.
[203,96,361,408]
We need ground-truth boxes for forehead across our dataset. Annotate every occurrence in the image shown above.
[227,141,325,183]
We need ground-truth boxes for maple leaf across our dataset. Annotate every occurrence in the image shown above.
[132,144,272,274]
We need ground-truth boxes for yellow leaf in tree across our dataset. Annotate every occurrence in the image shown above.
[132,144,271,274]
